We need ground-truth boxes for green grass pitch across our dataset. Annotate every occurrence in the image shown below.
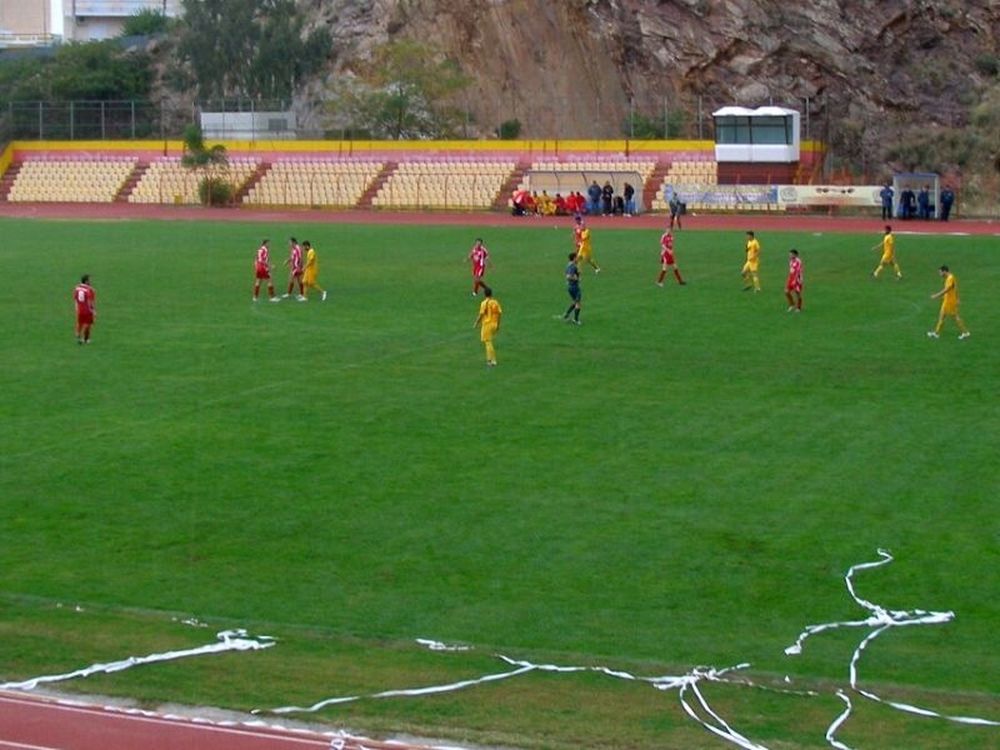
[0,216,997,749]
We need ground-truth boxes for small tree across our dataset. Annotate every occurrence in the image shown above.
[496,119,521,140]
[327,40,471,139]
[121,9,169,37]
[181,124,232,206]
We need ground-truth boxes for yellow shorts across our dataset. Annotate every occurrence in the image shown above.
[940,301,958,317]
[880,253,894,265]
[303,270,317,285]
[742,261,759,274]
[480,324,497,343]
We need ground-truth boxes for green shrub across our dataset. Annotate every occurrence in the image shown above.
[121,9,169,37]
[496,118,522,140]
[198,177,233,206]
[974,54,999,77]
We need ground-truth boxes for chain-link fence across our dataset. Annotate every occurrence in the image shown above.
[0,96,821,143]
[0,100,194,141]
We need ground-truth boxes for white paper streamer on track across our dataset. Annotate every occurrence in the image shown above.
[270,652,790,750]
[0,629,275,691]
[785,548,1000,749]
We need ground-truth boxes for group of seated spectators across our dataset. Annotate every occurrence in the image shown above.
[512,180,638,217]
[511,188,585,216]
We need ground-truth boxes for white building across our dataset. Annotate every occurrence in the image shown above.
[0,1,57,47]
[63,0,182,41]
[0,1,182,45]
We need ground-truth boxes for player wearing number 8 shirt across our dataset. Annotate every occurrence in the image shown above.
[73,274,95,344]
[252,239,278,302]
[785,249,803,312]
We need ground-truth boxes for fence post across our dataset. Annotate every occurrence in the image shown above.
[100,101,106,140]
[38,101,43,139]
[70,101,74,140]
[131,100,136,139]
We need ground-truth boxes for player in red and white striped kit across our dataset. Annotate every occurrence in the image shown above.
[469,238,490,297]
[656,229,686,287]
[785,248,803,312]
[283,237,306,301]
[252,240,278,302]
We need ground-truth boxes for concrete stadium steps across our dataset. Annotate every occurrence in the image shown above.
[236,161,271,204]
[643,160,671,212]
[0,162,23,201]
[356,161,396,209]
[114,161,148,203]
[494,161,529,210]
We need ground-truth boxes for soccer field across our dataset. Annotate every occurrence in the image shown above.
[0,216,997,749]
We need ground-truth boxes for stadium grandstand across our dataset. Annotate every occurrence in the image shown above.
[0,137,831,212]
[6,157,136,203]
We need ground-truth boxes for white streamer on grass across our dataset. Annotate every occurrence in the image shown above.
[415,638,472,652]
[270,653,793,750]
[785,548,1000,749]
[0,629,275,691]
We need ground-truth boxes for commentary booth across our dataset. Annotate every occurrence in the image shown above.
[713,106,800,184]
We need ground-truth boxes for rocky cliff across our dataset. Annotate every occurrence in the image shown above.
[294,1,1000,173]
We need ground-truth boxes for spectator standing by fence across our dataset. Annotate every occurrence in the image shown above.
[900,188,916,219]
[917,185,931,220]
[601,181,614,215]
[940,185,955,221]
[587,181,602,215]
[623,182,636,215]
[879,183,894,221]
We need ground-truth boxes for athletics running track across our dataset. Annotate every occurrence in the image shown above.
[0,201,997,750]
[0,690,431,750]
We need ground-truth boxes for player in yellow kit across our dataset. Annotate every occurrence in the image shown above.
[927,265,970,339]
[741,230,761,291]
[473,286,503,366]
[871,225,902,279]
[574,216,601,273]
[302,241,327,301]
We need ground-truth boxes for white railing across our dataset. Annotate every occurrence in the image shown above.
[71,0,182,17]
[0,33,58,48]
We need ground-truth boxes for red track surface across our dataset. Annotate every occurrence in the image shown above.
[0,201,998,235]
[1,200,996,749]
[0,692,426,750]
